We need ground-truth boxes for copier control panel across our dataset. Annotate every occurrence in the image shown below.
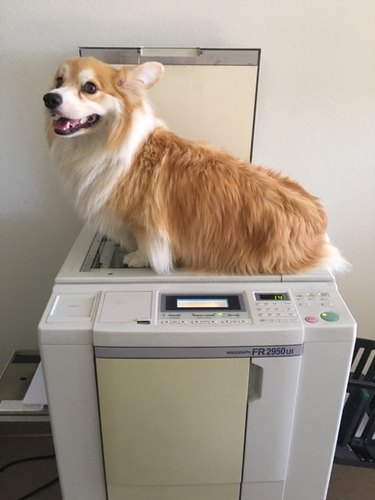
[158,292,301,326]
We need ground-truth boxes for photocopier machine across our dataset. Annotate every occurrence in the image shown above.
[38,47,356,500]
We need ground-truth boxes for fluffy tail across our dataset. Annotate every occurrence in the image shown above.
[322,236,351,274]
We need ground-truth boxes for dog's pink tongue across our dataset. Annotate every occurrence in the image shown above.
[53,117,80,132]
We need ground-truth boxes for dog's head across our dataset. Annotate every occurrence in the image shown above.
[43,57,164,143]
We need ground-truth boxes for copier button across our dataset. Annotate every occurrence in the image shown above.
[320,312,340,322]
[305,315,319,324]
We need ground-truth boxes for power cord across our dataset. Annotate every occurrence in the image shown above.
[0,454,55,473]
[18,476,59,499]
[0,455,59,499]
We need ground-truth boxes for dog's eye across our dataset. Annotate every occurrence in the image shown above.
[82,82,98,94]
[56,77,63,88]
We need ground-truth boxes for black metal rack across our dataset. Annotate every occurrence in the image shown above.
[335,338,375,467]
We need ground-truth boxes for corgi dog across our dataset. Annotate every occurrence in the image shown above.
[43,56,346,275]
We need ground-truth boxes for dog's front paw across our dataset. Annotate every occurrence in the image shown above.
[123,249,149,268]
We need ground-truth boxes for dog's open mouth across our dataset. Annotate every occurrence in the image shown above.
[52,114,100,135]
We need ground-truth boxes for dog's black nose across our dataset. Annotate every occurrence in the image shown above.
[43,92,63,110]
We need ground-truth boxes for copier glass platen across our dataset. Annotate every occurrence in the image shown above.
[39,228,356,500]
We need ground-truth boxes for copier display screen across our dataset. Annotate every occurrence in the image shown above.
[161,294,245,311]
[255,292,290,301]
[177,298,229,309]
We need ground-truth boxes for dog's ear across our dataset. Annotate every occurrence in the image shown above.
[118,62,164,91]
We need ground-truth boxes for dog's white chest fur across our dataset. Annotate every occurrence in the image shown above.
[54,141,132,248]
[52,137,118,217]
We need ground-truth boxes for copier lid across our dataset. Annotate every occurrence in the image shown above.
[79,47,260,162]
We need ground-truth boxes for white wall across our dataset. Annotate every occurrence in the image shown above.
[1,0,374,373]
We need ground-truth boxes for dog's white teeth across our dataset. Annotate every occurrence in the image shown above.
[79,117,88,124]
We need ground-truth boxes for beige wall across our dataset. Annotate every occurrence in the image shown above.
[1,0,374,373]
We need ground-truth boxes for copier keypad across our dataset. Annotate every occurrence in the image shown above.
[255,301,299,324]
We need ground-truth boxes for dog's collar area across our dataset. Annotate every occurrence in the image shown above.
[52,114,100,135]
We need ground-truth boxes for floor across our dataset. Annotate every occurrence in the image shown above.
[0,422,61,500]
[0,421,374,500]
[327,464,374,500]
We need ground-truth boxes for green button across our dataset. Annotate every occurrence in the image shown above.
[320,311,339,322]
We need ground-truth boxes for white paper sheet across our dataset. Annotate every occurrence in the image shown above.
[22,362,48,406]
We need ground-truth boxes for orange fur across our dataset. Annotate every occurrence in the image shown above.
[108,129,330,274]
[45,57,344,275]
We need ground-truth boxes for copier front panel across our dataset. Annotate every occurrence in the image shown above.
[92,282,306,500]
